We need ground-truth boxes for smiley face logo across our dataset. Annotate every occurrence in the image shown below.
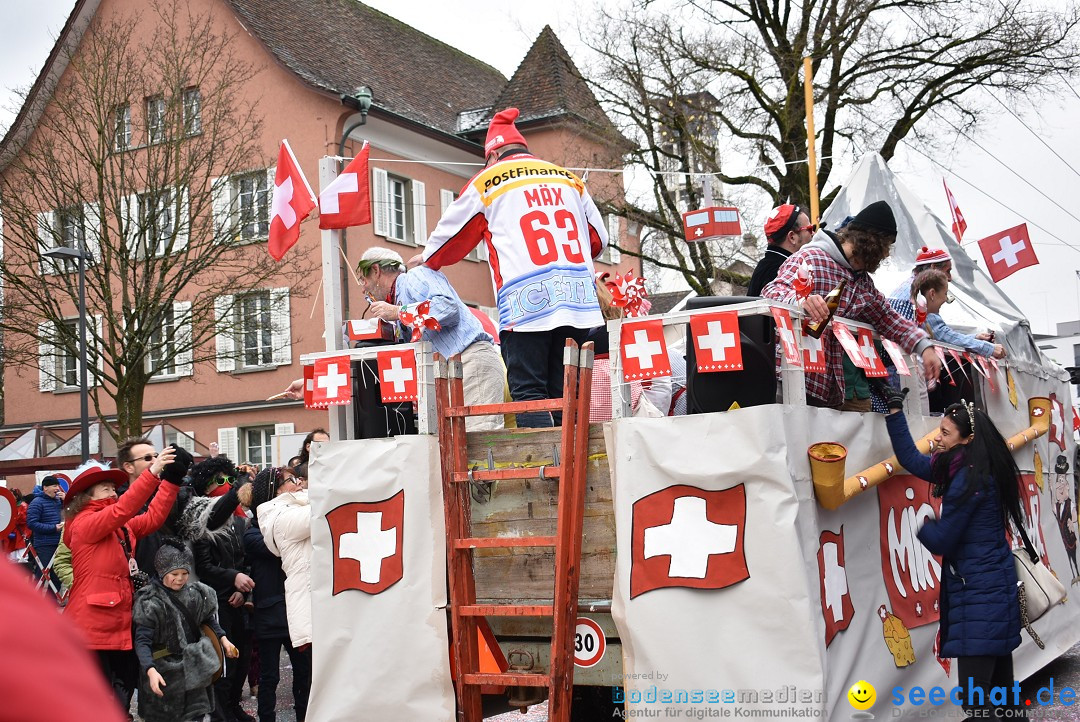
[848,680,876,711]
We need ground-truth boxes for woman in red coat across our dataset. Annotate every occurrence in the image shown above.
[62,446,191,715]
[4,489,29,555]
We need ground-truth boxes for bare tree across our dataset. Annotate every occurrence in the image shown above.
[585,0,1080,292]
[0,2,313,441]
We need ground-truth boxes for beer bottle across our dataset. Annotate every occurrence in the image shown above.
[803,279,846,339]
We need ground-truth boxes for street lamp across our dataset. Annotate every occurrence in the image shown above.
[43,246,91,463]
[337,86,373,320]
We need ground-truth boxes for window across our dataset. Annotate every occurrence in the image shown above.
[241,426,274,465]
[114,104,131,151]
[597,215,622,265]
[387,174,412,242]
[58,319,80,388]
[240,291,273,368]
[138,189,175,256]
[59,206,85,252]
[182,88,201,135]
[146,96,166,144]
[164,429,196,454]
[233,172,270,241]
[1074,343,1080,368]
[214,288,290,372]
[372,167,426,244]
[148,306,178,376]
[38,316,102,392]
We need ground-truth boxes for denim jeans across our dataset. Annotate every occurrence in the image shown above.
[256,638,311,722]
[500,326,589,427]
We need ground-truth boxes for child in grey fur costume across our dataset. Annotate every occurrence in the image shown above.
[133,539,238,722]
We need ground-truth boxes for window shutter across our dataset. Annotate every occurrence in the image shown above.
[606,215,621,264]
[91,314,104,386]
[37,211,56,275]
[270,287,291,366]
[411,179,427,244]
[440,188,455,214]
[217,427,239,463]
[214,294,236,372]
[372,167,389,237]
[175,431,196,453]
[174,300,193,376]
[38,321,56,392]
[274,423,295,436]
[83,202,102,264]
[123,194,141,259]
[210,176,233,244]
[265,167,276,234]
[174,186,190,252]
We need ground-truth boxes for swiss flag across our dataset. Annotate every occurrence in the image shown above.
[303,364,320,409]
[377,349,418,403]
[325,492,405,595]
[689,311,743,372]
[855,328,888,378]
[312,355,352,407]
[817,528,854,646]
[831,322,865,369]
[978,224,1038,282]
[802,332,826,373]
[319,141,371,229]
[630,484,749,598]
[943,180,967,244]
[880,339,911,376]
[769,307,802,368]
[1049,393,1066,451]
[620,319,671,381]
[268,139,317,261]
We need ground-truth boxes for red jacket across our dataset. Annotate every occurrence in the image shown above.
[63,470,178,650]
[3,503,28,553]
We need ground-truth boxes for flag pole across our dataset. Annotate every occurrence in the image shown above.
[319,156,354,441]
[803,56,820,226]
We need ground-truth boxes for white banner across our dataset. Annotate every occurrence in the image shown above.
[308,436,454,722]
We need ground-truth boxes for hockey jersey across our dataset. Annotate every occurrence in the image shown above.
[422,153,608,333]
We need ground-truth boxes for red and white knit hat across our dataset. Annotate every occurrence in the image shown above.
[914,246,951,266]
[484,108,528,155]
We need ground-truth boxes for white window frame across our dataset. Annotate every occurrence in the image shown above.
[126,187,189,258]
[597,214,622,265]
[372,167,425,245]
[182,87,201,136]
[38,203,102,274]
[214,288,290,372]
[146,301,193,379]
[146,95,166,144]
[39,315,103,393]
[241,425,275,466]
[239,290,274,369]
[114,104,131,151]
[233,171,271,242]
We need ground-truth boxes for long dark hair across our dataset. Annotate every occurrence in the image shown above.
[297,428,327,466]
[931,403,1024,529]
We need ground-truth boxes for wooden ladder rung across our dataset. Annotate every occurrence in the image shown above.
[459,604,554,617]
[451,467,560,482]
[446,398,565,417]
[463,673,550,687]
[454,536,557,549]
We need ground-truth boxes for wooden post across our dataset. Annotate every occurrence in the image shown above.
[802,57,820,226]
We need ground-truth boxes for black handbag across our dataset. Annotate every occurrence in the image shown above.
[118,528,151,592]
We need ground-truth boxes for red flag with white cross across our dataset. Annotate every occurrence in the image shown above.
[769,307,802,368]
[325,491,405,595]
[880,339,911,376]
[855,328,888,378]
[977,223,1038,282]
[943,179,967,244]
[377,349,418,403]
[268,139,317,261]
[831,322,866,369]
[802,331,826,373]
[817,527,854,646]
[303,364,320,409]
[312,355,352,407]
[620,319,671,381]
[689,311,743,372]
[319,141,371,229]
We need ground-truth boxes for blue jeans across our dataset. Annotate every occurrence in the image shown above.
[256,637,311,722]
[500,326,589,427]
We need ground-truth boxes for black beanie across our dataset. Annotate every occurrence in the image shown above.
[849,200,897,237]
[251,467,277,511]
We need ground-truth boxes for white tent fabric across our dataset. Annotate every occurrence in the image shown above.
[0,428,39,461]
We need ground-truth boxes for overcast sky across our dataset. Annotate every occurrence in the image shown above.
[3,0,1078,337]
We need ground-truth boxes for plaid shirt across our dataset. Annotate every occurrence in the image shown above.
[762,242,928,406]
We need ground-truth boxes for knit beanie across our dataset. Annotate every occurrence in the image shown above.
[154,539,192,578]
[250,467,277,511]
[848,200,897,237]
[484,108,528,155]
[914,246,951,266]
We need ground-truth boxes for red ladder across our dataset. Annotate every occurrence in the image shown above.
[435,339,594,722]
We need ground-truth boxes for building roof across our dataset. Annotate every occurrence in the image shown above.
[226,0,507,135]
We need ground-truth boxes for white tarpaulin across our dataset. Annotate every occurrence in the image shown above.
[308,436,454,722]
[609,370,1080,720]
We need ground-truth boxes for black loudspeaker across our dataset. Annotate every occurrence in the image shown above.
[349,340,417,439]
[685,296,777,414]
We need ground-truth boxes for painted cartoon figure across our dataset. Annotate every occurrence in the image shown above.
[878,604,915,667]
[1053,455,1079,585]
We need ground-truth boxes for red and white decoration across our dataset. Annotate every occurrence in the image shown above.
[802,332,826,374]
[793,260,814,300]
[621,319,671,381]
[312,355,352,407]
[319,141,371,229]
[377,349,419,403]
[831,322,866,369]
[978,223,1039,282]
[877,475,943,629]
[604,270,650,317]
[326,492,405,595]
[573,617,607,668]
[398,300,442,343]
[689,311,743,372]
[1049,393,1067,451]
[347,318,395,342]
[769,307,802,368]
[303,364,320,409]
[1073,407,1080,434]
[630,483,749,598]
[943,179,967,244]
[855,328,888,378]
[268,139,317,261]
[817,527,854,646]
[682,206,742,242]
[880,339,911,376]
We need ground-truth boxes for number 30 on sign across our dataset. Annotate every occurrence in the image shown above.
[574,617,606,668]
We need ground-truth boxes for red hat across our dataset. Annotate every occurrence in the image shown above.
[914,246,951,266]
[63,461,128,506]
[764,204,800,238]
[484,108,528,155]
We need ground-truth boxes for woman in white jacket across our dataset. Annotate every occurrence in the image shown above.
[249,467,312,649]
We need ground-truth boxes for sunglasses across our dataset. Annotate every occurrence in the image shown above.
[206,474,235,490]
[795,223,817,234]
[137,453,158,463]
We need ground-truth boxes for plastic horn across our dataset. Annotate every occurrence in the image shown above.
[1005,397,1051,451]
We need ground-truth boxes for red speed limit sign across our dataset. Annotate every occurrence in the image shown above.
[574,617,606,668]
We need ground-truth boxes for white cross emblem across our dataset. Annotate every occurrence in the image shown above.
[694,227,704,237]
[339,511,397,584]
[271,176,296,229]
[991,235,1025,268]
[803,333,823,362]
[624,329,663,370]
[317,362,348,399]
[643,496,737,578]
[381,356,414,393]
[321,172,358,214]
[859,336,879,365]
[776,314,797,354]
[698,321,736,362]
[821,541,849,623]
